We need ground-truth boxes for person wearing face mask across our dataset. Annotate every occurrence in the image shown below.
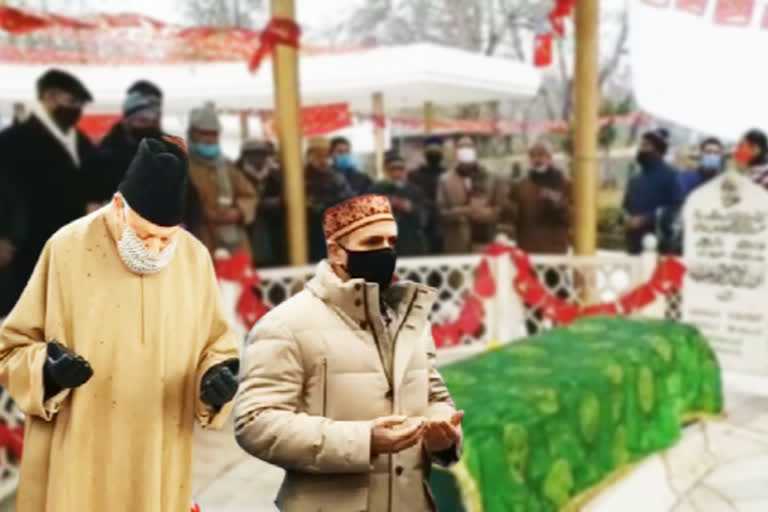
[368,152,428,255]
[736,129,768,189]
[235,194,463,512]
[0,136,239,512]
[409,135,447,253]
[305,136,355,262]
[94,80,164,203]
[331,136,374,195]
[678,138,725,199]
[0,69,98,315]
[236,138,286,266]
[508,141,572,254]
[622,129,683,255]
[185,102,257,260]
[438,135,505,254]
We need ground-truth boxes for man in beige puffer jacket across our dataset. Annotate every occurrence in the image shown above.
[235,194,463,512]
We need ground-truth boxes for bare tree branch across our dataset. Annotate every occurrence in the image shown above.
[598,10,629,90]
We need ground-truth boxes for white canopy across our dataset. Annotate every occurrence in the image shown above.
[629,0,768,140]
[0,43,541,115]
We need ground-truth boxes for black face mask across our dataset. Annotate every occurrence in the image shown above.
[636,150,657,168]
[52,106,83,131]
[342,246,397,290]
[425,152,443,167]
[131,127,163,142]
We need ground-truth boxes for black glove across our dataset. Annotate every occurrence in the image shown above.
[43,341,93,400]
[200,359,239,410]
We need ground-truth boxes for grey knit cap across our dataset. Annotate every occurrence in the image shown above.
[123,92,161,119]
[188,101,221,132]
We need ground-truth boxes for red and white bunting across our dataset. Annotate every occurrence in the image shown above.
[713,0,755,27]
[675,0,709,15]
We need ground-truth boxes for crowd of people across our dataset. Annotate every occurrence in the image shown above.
[0,69,581,319]
[622,127,768,255]
[3,67,764,321]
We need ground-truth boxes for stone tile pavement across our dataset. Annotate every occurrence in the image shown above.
[1,388,766,511]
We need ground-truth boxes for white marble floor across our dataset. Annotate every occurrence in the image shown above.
[584,390,768,512]
[0,388,765,511]
[191,389,768,512]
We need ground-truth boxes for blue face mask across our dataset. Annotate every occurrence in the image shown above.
[700,153,722,170]
[193,142,221,160]
[334,153,355,172]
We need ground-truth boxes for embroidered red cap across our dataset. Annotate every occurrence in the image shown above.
[322,194,395,241]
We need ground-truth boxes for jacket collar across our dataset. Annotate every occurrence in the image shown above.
[306,261,435,331]
[307,260,437,389]
[31,101,80,166]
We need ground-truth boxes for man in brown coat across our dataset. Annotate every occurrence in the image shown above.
[186,102,257,258]
[235,194,463,512]
[437,136,505,254]
[508,141,572,254]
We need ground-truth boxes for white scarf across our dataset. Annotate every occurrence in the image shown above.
[31,101,80,166]
[116,202,178,275]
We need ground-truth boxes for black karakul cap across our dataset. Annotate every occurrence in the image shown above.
[36,69,93,102]
[118,138,188,227]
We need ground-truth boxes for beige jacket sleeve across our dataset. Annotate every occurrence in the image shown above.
[229,166,258,226]
[0,242,71,420]
[235,316,372,474]
[424,328,463,467]
[437,178,471,221]
[195,258,240,429]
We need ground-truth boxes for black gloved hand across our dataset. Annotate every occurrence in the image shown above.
[43,341,93,400]
[200,359,239,410]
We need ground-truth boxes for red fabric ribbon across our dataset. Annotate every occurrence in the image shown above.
[0,6,50,34]
[533,33,553,67]
[481,242,685,327]
[473,259,496,298]
[0,423,23,460]
[214,251,270,329]
[249,17,302,72]
[191,503,201,512]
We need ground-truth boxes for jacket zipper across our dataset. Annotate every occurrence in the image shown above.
[321,357,328,417]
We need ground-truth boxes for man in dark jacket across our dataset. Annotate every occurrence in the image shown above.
[237,138,286,267]
[678,137,724,199]
[306,137,354,261]
[0,168,26,317]
[369,152,428,256]
[622,129,683,254]
[94,80,163,202]
[408,135,447,253]
[0,69,96,309]
[330,136,373,196]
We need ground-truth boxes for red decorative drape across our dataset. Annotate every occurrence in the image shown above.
[248,17,301,72]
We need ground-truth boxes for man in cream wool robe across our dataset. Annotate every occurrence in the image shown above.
[235,194,463,512]
[0,137,239,512]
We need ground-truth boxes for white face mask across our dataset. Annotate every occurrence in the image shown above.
[457,147,477,164]
[117,206,178,275]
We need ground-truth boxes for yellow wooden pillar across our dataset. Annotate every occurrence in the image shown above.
[424,101,436,134]
[373,91,385,179]
[271,0,307,265]
[572,0,599,256]
[239,111,250,141]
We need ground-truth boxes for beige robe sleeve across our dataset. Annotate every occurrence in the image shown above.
[424,327,463,467]
[195,258,240,429]
[234,317,372,474]
[0,242,71,420]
